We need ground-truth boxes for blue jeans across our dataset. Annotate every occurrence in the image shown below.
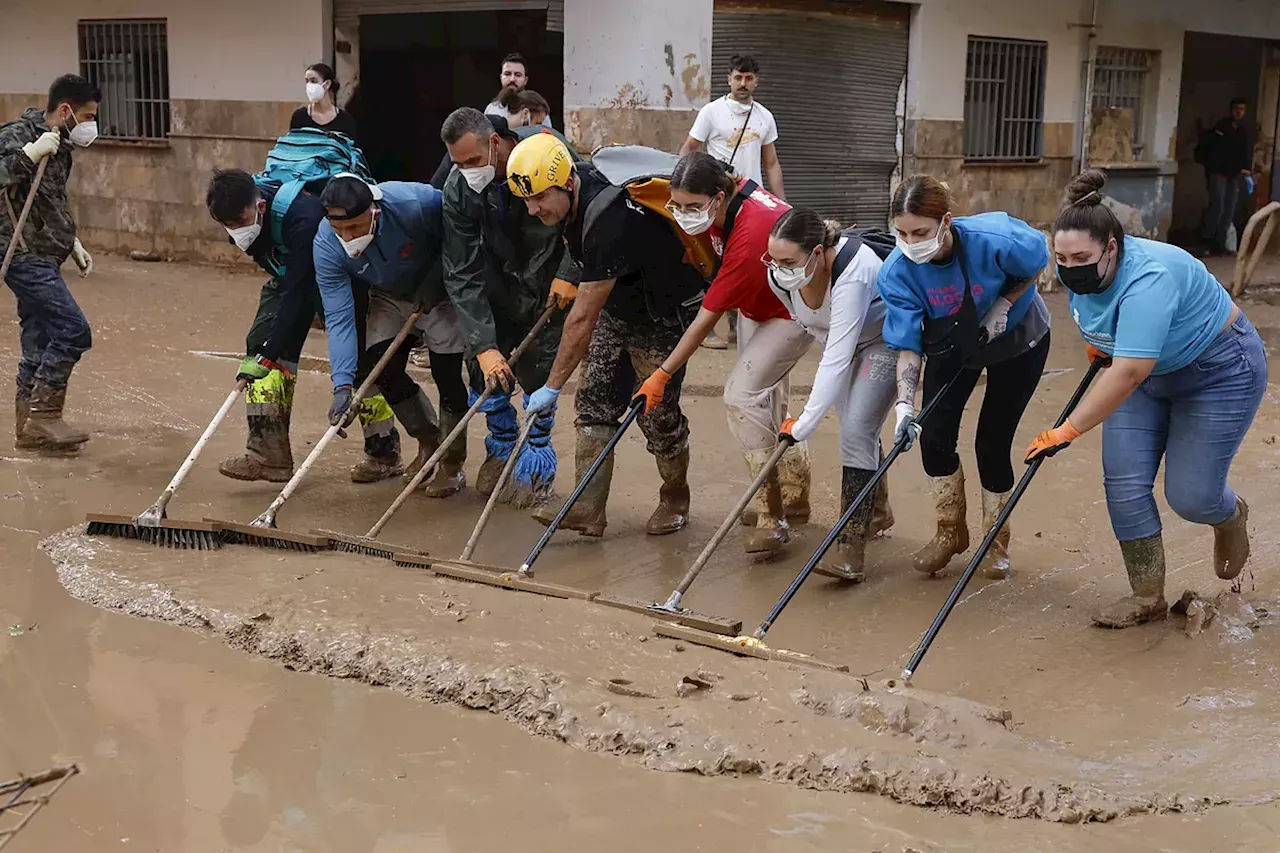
[4,258,92,394]
[1102,312,1266,541]
[1202,173,1240,250]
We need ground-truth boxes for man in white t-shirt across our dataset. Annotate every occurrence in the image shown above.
[483,52,552,129]
[679,54,785,197]
[680,53,785,349]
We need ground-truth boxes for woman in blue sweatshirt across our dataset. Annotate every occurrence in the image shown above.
[1025,170,1265,628]
[878,175,1050,580]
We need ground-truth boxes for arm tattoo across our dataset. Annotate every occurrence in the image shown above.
[897,362,921,406]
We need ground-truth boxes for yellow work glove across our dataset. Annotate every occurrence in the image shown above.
[477,348,515,392]
[547,278,578,310]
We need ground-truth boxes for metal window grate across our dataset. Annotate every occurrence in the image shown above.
[1092,46,1155,158]
[964,36,1047,161]
[77,19,170,141]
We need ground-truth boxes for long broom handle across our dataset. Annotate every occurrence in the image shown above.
[364,302,558,539]
[900,358,1105,683]
[138,379,249,524]
[753,369,965,641]
[252,307,424,527]
[0,158,48,280]
[458,415,537,561]
[518,396,644,576]
[658,439,791,612]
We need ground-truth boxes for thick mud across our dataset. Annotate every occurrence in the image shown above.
[8,256,1280,849]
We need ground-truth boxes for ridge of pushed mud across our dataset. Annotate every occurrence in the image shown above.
[44,529,1225,824]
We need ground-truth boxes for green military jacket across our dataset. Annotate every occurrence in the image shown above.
[441,125,583,358]
[0,108,79,265]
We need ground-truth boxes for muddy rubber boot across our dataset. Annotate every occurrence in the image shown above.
[778,440,811,525]
[21,382,89,450]
[532,425,613,537]
[14,392,46,451]
[646,443,690,535]
[394,390,441,484]
[351,429,403,483]
[814,467,876,582]
[219,413,293,483]
[869,474,894,538]
[913,467,969,576]
[1092,534,1169,628]
[744,448,790,556]
[421,406,468,498]
[977,487,1014,580]
[1212,495,1250,580]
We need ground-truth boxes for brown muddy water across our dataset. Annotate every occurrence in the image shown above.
[5,256,1280,851]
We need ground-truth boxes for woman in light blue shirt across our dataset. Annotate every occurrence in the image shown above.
[1025,169,1266,629]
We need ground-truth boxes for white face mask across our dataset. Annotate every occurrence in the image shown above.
[768,249,816,292]
[897,219,947,264]
[226,207,263,252]
[63,111,98,147]
[460,140,496,193]
[306,82,327,104]
[670,196,719,236]
[337,210,377,258]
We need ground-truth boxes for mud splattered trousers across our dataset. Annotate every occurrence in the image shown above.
[575,307,688,458]
[723,316,814,451]
[832,340,898,469]
[1103,312,1266,541]
[5,258,91,396]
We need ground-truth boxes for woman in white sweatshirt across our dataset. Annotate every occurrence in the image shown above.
[769,208,897,581]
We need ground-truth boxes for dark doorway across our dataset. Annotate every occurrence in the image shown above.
[352,9,563,183]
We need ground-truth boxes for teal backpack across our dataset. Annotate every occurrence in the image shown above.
[253,128,373,265]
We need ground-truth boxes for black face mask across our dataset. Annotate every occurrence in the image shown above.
[1057,250,1113,295]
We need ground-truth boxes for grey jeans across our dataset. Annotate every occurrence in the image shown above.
[837,340,898,469]
[1202,173,1241,250]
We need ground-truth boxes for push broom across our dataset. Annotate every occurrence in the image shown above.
[85,379,249,549]
[321,302,558,558]
[212,305,426,550]
[898,357,1105,684]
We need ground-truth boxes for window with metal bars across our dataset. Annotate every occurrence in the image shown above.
[963,36,1047,162]
[1091,46,1156,160]
[77,19,170,141]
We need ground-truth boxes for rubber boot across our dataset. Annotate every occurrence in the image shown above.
[814,467,876,581]
[870,473,894,538]
[475,392,518,498]
[351,394,403,483]
[744,448,790,556]
[394,390,441,483]
[739,441,812,527]
[420,406,468,498]
[646,443,690,535]
[532,425,613,537]
[21,381,89,449]
[1212,495,1250,580]
[977,487,1014,579]
[1092,534,1169,628]
[14,392,45,450]
[913,467,969,576]
[219,411,293,482]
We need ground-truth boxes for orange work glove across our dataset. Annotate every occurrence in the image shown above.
[1086,344,1113,367]
[777,416,799,444]
[476,348,515,392]
[633,368,672,415]
[1025,420,1082,464]
[547,278,578,310]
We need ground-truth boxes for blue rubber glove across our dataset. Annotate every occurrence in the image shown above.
[525,384,561,415]
[329,385,356,427]
[1244,175,1256,196]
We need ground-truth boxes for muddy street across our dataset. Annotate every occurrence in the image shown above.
[4,256,1280,850]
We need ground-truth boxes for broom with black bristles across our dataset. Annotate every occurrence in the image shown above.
[85,379,249,549]
[212,305,427,551]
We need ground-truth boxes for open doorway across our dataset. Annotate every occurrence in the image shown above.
[1169,31,1280,248]
[351,9,563,183]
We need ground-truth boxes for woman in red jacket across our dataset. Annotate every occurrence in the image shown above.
[635,152,812,556]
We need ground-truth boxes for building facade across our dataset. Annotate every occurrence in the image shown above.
[1,0,1277,262]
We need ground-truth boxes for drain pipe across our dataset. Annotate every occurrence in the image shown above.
[1076,0,1100,171]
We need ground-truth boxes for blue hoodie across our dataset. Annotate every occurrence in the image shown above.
[314,181,445,388]
[877,212,1049,354]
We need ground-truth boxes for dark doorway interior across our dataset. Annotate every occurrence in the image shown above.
[353,9,563,183]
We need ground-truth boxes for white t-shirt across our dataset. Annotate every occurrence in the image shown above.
[767,237,886,442]
[484,100,552,128]
[688,95,778,188]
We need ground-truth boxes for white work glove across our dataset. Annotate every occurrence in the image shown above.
[71,239,92,277]
[980,296,1013,341]
[22,131,62,164]
[894,400,921,451]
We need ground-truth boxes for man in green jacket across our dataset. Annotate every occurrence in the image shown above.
[438,108,580,506]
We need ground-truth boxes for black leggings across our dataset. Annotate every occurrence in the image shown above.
[919,330,1050,493]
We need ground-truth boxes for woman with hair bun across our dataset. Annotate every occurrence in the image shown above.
[290,62,357,139]
[1026,169,1266,628]
[764,209,897,580]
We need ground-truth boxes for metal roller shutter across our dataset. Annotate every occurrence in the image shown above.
[334,0,563,31]
[712,2,908,226]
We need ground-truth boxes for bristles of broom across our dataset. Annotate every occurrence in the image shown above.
[84,517,223,550]
[216,526,325,552]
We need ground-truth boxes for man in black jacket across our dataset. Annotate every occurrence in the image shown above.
[1201,98,1253,255]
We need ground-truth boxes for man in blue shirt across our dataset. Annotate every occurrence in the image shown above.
[314,176,467,483]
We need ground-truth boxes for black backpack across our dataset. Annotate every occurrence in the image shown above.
[831,227,896,280]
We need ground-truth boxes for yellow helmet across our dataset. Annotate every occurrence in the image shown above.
[507,131,574,198]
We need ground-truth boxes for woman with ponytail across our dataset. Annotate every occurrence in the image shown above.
[1026,169,1266,628]
[764,209,897,580]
